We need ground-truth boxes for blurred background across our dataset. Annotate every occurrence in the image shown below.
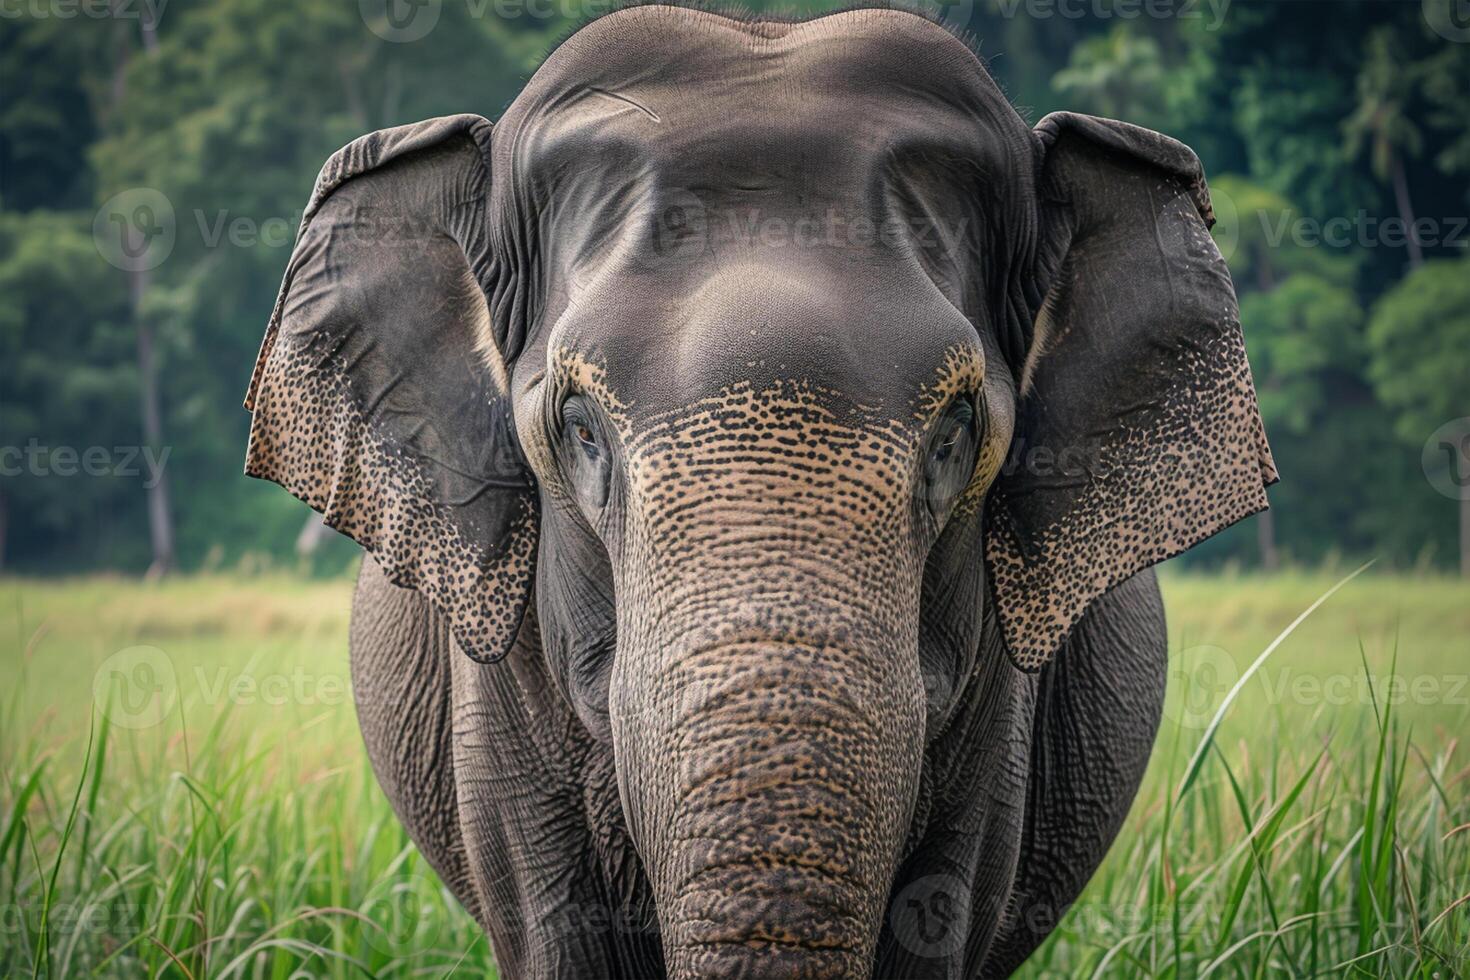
[2,0,1469,579]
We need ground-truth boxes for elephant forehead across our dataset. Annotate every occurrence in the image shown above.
[504,6,1006,149]
[492,6,1025,252]
[497,8,1026,423]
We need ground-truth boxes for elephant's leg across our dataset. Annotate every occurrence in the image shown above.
[980,568,1168,978]
[354,557,663,978]
[447,634,665,979]
[350,554,482,920]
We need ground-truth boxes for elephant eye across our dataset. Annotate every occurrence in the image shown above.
[560,394,612,513]
[933,423,964,463]
[923,398,979,517]
[562,397,601,460]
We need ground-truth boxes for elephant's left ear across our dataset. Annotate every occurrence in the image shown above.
[244,115,537,665]
[986,111,1278,671]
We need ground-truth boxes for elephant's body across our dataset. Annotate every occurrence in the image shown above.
[352,553,1166,977]
[247,6,1275,975]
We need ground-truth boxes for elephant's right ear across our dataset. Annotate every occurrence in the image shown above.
[244,114,536,665]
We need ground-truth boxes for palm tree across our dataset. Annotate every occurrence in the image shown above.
[1200,176,1305,570]
[1344,28,1425,269]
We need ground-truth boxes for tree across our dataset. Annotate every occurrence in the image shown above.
[1367,258,1470,576]
[101,2,175,577]
[1419,40,1470,179]
[1212,175,1365,569]
[1242,275,1366,432]
[1052,25,1168,127]
[1209,175,1298,293]
[83,0,570,571]
[1344,27,1426,269]
[0,211,139,570]
[0,17,101,211]
[1239,273,1366,570]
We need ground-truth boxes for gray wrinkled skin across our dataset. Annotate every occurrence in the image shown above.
[246,5,1276,977]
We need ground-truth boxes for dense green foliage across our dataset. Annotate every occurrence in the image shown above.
[4,571,1465,975]
[2,0,1468,573]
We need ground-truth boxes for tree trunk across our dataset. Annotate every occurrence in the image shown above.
[1460,493,1469,580]
[1460,435,1470,579]
[295,511,336,557]
[139,4,158,50]
[1390,154,1424,269]
[112,6,173,579]
[133,268,175,579]
[1257,506,1280,572]
[1255,247,1276,293]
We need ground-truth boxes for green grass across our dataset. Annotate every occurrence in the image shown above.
[1,568,1466,977]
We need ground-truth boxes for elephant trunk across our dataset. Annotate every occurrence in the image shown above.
[613,627,926,979]
[609,390,931,975]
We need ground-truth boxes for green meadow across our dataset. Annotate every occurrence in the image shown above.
[1,569,1466,978]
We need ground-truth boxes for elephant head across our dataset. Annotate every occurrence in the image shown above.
[246,7,1275,975]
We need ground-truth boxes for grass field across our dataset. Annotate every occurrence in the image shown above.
[2,567,1467,977]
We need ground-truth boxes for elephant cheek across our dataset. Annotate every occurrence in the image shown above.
[610,637,926,979]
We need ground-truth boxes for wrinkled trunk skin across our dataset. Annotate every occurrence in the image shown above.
[606,385,929,978]
[618,627,924,977]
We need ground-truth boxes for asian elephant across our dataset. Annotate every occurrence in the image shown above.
[243,4,1277,977]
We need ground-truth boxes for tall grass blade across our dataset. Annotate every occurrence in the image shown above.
[32,714,96,980]
[1175,560,1375,802]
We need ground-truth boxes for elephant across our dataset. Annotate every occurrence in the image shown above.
[243,5,1277,977]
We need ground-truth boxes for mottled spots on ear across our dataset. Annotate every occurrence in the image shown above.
[989,322,1272,671]
[242,114,538,668]
[246,338,538,665]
